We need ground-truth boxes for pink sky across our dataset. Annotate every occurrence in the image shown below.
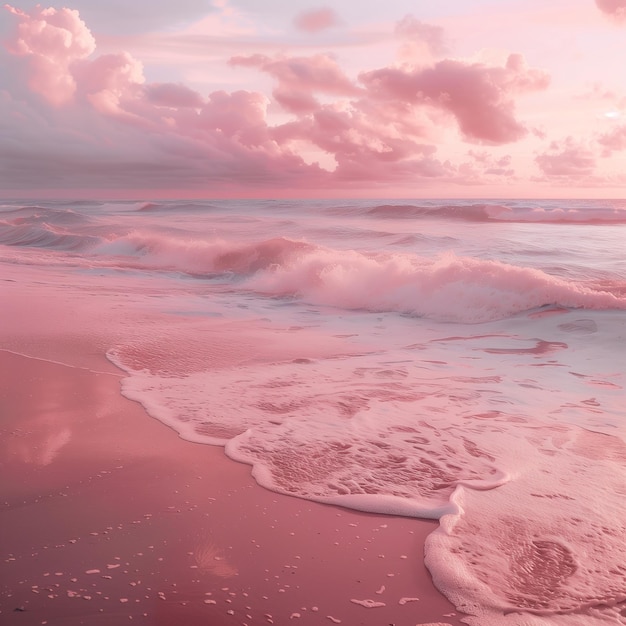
[1,0,626,199]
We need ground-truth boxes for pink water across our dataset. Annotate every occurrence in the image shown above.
[1,198,625,624]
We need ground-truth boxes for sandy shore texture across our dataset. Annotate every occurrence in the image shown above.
[0,349,466,626]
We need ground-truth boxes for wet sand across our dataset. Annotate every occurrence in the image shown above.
[0,349,465,626]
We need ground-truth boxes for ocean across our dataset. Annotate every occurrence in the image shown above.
[1,198,625,625]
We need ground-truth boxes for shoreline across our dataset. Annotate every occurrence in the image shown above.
[0,349,466,626]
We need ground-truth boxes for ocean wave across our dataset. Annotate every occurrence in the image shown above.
[135,201,162,212]
[243,246,626,323]
[92,232,626,323]
[0,222,100,252]
[93,232,316,274]
[353,203,626,224]
[3,200,624,322]
[134,201,222,212]
[0,206,91,225]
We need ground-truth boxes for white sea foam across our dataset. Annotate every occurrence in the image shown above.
[107,306,626,624]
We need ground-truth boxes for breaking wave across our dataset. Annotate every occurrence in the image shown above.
[93,232,626,323]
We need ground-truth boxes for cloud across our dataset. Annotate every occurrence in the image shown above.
[230,53,360,113]
[597,124,626,156]
[143,83,205,109]
[454,151,515,185]
[395,14,446,56]
[3,4,96,105]
[73,52,145,116]
[360,54,550,144]
[229,51,457,181]
[3,5,149,114]
[272,104,450,183]
[469,150,514,174]
[595,0,626,21]
[535,137,596,177]
[293,7,339,33]
[575,82,621,102]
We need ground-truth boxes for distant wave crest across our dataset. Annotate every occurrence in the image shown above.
[355,203,626,224]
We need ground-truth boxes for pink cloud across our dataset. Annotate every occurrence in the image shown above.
[3,4,96,105]
[359,54,549,144]
[597,124,626,155]
[75,53,144,95]
[456,151,515,184]
[3,4,147,116]
[228,50,456,182]
[535,138,596,177]
[576,82,621,102]
[230,53,360,113]
[468,150,513,173]
[595,0,626,21]
[73,52,145,115]
[293,7,339,33]
[195,90,270,147]
[272,104,451,184]
[143,83,205,109]
[395,14,447,56]
[467,149,491,164]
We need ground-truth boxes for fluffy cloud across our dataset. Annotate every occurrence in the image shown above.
[230,53,359,113]
[143,83,205,109]
[464,151,515,177]
[452,151,516,187]
[3,5,146,113]
[595,0,626,21]
[230,51,462,181]
[535,138,596,178]
[293,7,339,33]
[74,52,145,115]
[272,104,450,183]
[360,54,549,144]
[597,124,626,155]
[395,14,446,56]
[3,4,95,105]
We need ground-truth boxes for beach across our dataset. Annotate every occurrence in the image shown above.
[0,349,465,626]
[1,198,625,626]
[3,0,626,622]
